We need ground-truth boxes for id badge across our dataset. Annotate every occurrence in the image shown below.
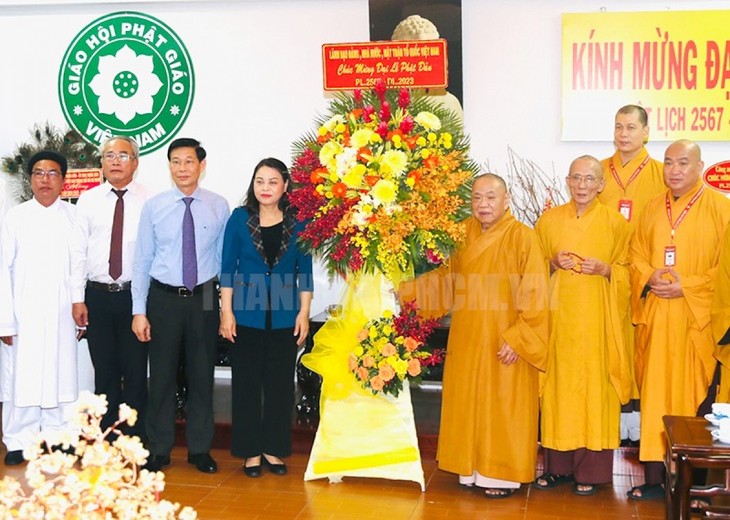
[618,199,633,221]
[664,245,676,267]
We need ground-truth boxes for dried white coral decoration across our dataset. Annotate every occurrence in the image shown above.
[0,391,197,519]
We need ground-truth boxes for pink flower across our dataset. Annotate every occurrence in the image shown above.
[362,105,376,122]
[362,356,375,368]
[357,366,369,381]
[353,89,362,105]
[426,249,442,265]
[379,364,396,382]
[357,329,369,341]
[348,354,358,371]
[407,358,422,377]
[374,79,387,101]
[379,101,391,122]
[399,115,414,134]
[403,337,420,352]
[381,342,397,357]
[376,121,389,139]
[398,88,410,109]
[370,375,385,391]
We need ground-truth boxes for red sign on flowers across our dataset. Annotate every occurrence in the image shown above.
[704,160,730,193]
[62,168,103,198]
[322,40,448,91]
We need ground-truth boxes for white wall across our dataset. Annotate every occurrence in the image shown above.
[1,0,728,313]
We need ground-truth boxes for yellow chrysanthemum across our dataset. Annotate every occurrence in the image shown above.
[414,111,442,131]
[379,150,408,178]
[342,163,366,188]
[351,128,375,148]
[319,141,342,169]
[371,179,397,205]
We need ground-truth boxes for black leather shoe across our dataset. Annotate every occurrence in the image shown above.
[243,458,262,478]
[188,453,217,473]
[263,456,287,476]
[4,450,24,466]
[143,454,171,472]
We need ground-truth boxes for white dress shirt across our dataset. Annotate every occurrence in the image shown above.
[71,180,152,303]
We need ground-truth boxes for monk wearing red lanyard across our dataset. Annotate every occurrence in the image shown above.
[628,139,730,500]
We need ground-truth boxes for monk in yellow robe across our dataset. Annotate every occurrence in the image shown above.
[600,104,666,446]
[599,105,665,226]
[628,139,730,501]
[399,174,549,498]
[533,155,631,496]
[712,226,730,385]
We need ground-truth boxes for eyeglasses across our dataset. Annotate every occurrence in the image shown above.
[31,169,62,179]
[103,152,133,163]
[170,158,197,169]
[567,174,600,186]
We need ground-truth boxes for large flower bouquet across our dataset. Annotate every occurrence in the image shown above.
[290,80,478,281]
[0,392,196,519]
[349,301,443,398]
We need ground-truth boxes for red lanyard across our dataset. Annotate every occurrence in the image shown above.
[610,155,650,192]
[665,187,704,241]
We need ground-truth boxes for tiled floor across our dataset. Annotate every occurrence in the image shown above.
[0,379,668,519]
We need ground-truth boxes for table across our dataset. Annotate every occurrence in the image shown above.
[663,415,730,519]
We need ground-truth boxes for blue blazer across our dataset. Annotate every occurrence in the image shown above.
[220,207,313,330]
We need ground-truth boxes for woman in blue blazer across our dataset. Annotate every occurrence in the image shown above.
[220,157,313,477]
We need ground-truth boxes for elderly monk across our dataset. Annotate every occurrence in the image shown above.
[628,139,730,500]
[533,155,632,496]
[399,173,549,499]
[600,104,666,446]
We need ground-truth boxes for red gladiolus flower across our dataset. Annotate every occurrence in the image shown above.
[376,121,389,139]
[398,88,410,109]
[362,105,376,123]
[379,101,391,122]
[353,89,363,105]
[399,115,414,134]
[374,79,387,101]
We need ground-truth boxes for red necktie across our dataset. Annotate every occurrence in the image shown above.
[108,189,126,280]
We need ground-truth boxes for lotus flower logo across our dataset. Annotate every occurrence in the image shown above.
[89,45,163,125]
[58,12,195,155]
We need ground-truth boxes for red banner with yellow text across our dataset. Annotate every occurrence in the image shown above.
[62,168,102,199]
[322,40,448,91]
[562,10,730,141]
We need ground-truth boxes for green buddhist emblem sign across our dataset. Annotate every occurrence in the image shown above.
[58,11,195,155]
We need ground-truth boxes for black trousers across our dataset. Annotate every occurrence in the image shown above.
[230,326,298,459]
[85,286,148,438]
[146,280,219,456]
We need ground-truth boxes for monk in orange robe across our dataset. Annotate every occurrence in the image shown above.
[533,155,631,496]
[400,174,549,498]
[628,139,730,500]
[600,104,666,446]
[713,226,730,398]
[599,104,665,226]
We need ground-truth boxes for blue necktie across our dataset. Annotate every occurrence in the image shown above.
[182,197,198,291]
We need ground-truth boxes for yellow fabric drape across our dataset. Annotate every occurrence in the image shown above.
[302,270,424,490]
